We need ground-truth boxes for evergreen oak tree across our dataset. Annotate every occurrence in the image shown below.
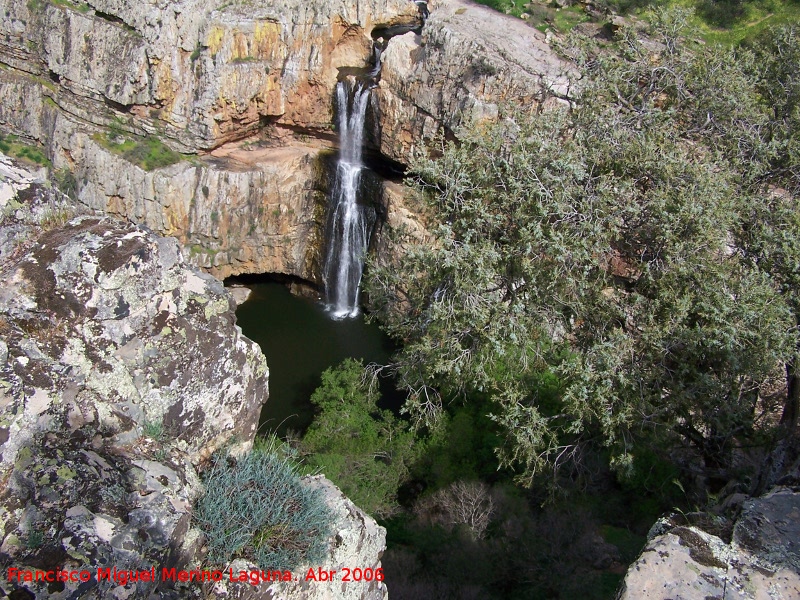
[365,10,799,486]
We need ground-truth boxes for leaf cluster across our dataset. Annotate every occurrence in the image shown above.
[194,446,334,570]
[299,358,420,518]
[365,13,800,486]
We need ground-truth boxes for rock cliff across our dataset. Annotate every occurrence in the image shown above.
[0,156,387,600]
[0,0,565,282]
[0,0,418,152]
[619,488,800,599]
[375,0,570,163]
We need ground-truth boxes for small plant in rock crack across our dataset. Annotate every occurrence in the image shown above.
[194,444,334,571]
[143,419,164,441]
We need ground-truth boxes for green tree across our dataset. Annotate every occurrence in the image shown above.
[299,359,419,517]
[735,25,800,430]
[365,10,798,485]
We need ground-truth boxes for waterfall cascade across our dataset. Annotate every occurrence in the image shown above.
[322,80,376,319]
[322,2,428,318]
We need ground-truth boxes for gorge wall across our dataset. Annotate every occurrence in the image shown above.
[0,0,567,283]
[0,159,388,600]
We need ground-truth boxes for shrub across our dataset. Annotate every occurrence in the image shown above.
[0,134,51,166]
[299,359,420,518]
[92,131,183,171]
[194,446,334,571]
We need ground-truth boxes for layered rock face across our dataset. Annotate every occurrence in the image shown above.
[0,0,418,152]
[619,488,800,599]
[0,0,564,282]
[0,159,387,599]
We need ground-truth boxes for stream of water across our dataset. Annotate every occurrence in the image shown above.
[322,80,377,319]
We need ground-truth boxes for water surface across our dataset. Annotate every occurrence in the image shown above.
[234,281,396,437]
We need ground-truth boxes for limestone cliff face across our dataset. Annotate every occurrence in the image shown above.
[0,0,564,282]
[0,157,387,600]
[0,0,418,152]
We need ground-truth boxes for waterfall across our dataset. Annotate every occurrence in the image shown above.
[322,3,430,319]
[323,80,376,319]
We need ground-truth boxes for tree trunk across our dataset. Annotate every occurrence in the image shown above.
[781,359,800,431]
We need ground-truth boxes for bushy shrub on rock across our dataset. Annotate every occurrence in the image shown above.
[194,447,334,571]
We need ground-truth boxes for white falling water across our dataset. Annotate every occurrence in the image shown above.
[323,80,375,319]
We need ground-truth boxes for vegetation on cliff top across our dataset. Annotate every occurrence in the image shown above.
[364,10,800,490]
[474,0,800,43]
[194,443,334,571]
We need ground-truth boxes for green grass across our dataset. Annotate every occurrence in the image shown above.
[607,0,800,45]
[92,130,185,171]
[194,442,334,571]
[471,1,588,33]
[553,5,590,32]
[471,0,528,19]
[692,0,800,45]
[143,419,164,441]
[471,0,800,44]
[0,134,51,167]
[50,0,92,12]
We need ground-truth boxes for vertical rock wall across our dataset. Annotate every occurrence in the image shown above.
[0,0,566,282]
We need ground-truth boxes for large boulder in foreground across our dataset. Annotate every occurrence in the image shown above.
[0,156,388,599]
[0,167,268,598]
[619,488,800,599]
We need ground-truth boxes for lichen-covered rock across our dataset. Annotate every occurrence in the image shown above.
[376,0,570,163]
[0,165,268,598]
[618,489,800,600]
[205,476,388,600]
[0,158,389,600]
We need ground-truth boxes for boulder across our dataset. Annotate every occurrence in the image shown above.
[619,489,800,600]
[0,157,388,599]
[376,0,571,163]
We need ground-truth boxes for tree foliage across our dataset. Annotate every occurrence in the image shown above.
[299,359,419,517]
[365,11,800,485]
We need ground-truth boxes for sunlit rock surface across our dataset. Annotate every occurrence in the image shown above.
[377,0,571,163]
[0,158,387,599]
[0,0,562,281]
[619,488,800,600]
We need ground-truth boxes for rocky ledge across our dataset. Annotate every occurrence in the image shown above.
[0,156,387,599]
[619,487,800,599]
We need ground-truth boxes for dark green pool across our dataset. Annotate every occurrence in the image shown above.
[233,280,397,437]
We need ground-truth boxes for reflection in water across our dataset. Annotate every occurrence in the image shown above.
[233,281,396,437]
